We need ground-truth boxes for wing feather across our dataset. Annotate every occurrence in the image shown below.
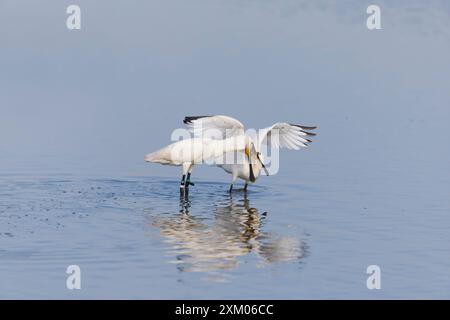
[258,122,317,150]
[183,115,245,139]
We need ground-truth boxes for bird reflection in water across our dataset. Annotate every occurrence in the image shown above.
[148,191,306,276]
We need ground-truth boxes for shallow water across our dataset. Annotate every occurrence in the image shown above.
[0,165,449,299]
[1,0,450,299]
[0,176,309,298]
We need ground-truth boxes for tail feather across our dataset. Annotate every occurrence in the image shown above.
[144,147,174,165]
[144,149,168,163]
[144,152,158,163]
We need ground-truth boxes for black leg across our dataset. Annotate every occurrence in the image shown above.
[185,173,194,188]
[180,174,186,191]
[244,183,248,192]
[229,184,233,193]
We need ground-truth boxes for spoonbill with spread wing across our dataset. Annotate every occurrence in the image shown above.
[183,115,317,192]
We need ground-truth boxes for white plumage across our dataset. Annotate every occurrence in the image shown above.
[145,135,256,191]
[144,115,316,193]
[183,115,316,191]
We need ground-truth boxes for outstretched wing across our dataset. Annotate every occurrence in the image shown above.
[183,115,245,139]
[258,123,317,150]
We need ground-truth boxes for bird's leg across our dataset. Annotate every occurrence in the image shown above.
[229,173,237,193]
[180,163,192,192]
[185,163,195,189]
[185,172,195,188]
[185,173,190,190]
[244,183,248,192]
[180,174,186,191]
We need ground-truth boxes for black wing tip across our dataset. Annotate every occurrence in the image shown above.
[290,124,317,136]
[291,124,317,130]
[183,115,211,124]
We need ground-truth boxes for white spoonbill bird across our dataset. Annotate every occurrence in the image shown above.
[183,115,317,192]
[144,135,257,192]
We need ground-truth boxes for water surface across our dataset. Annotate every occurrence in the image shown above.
[1,0,450,299]
[0,164,449,299]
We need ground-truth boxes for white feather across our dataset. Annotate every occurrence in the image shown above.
[181,116,316,185]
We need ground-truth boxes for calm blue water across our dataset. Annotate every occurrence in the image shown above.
[1,0,450,299]
[0,150,449,299]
